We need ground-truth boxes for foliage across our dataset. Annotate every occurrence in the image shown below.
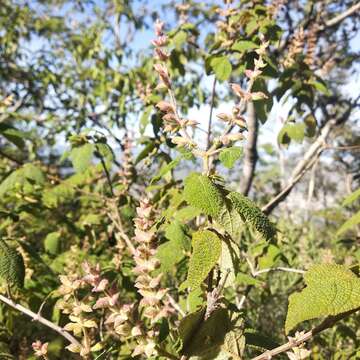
[0,0,359,359]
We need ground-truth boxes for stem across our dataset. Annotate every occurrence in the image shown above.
[240,101,258,195]
[253,267,305,276]
[0,293,81,347]
[251,307,360,360]
[206,77,217,151]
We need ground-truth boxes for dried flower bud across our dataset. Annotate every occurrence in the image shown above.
[152,35,168,48]
[155,47,169,61]
[217,113,232,122]
[155,19,165,36]
[220,133,245,145]
[251,91,268,100]
[156,101,174,113]
[154,63,171,88]
[171,136,188,146]
[32,341,48,357]
[231,84,252,101]
[245,69,262,79]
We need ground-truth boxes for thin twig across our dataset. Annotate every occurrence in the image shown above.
[0,294,81,347]
[253,267,305,276]
[321,2,360,29]
[251,307,360,360]
[167,293,185,317]
[206,77,217,150]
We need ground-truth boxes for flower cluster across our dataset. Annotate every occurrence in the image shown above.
[284,27,305,68]
[131,198,174,356]
[152,19,198,147]
[215,40,269,146]
[32,340,48,359]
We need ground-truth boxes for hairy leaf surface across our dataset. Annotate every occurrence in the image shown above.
[184,173,224,217]
[0,239,25,288]
[181,230,221,290]
[285,264,360,334]
[228,192,276,240]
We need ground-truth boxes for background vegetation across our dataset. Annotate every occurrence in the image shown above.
[0,0,359,359]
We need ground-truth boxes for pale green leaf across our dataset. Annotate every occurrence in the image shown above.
[184,173,225,217]
[69,143,95,173]
[181,230,222,290]
[231,40,258,52]
[0,163,44,196]
[336,211,360,236]
[210,56,232,82]
[342,188,360,207]
[285,264,360,334]
[219,147,243,169]
[151,156,182,184]
[44,232,61,255]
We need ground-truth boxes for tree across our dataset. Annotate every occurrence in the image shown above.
[0,0,359,359]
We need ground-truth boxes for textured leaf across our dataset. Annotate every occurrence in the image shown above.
[44,232,61,255]
[219,147,243,169]
[179,308,232,357]
[184,173,225,217]
[336,211,360,236]
[69,143,95,173]
[228,192,276,240]
[285,264,360,334]
[0,239,25,288]
[181,230,221,290]
[0,164,44,196]
[216,199,243,240]
[210,56,232,81]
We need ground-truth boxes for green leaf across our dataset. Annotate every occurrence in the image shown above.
[0,239,25,288]
[173,30,187,49]
[183,173,225,217]
[231,40,258,52]
[219,147,243,169]
[0,123,27,148]
[0,164,44,197]
[309,80,330,95]
[342,188,360,207]
[179,308,232,357]
[336,211,360,236]
[285,264,360,334]
[181,230,221,290]
[228,192,276,240]
[151,156,182,184]
[278,123,306,144]
[44,232,61,255]
[210,56,232,82]
[157,221,188,273]
[69,143,95,173]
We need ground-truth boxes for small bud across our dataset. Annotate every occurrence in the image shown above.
[217,113,232,122]
[155,47,169,61]
[154,63,171,88]
[171,136,188,146]
[220,133,245,145]
[231,83,252,101]
[251,91,268,100]
[245,69,262,79]
[155,19,165,36]
[156,101,174,113]
[151,35,168,47]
